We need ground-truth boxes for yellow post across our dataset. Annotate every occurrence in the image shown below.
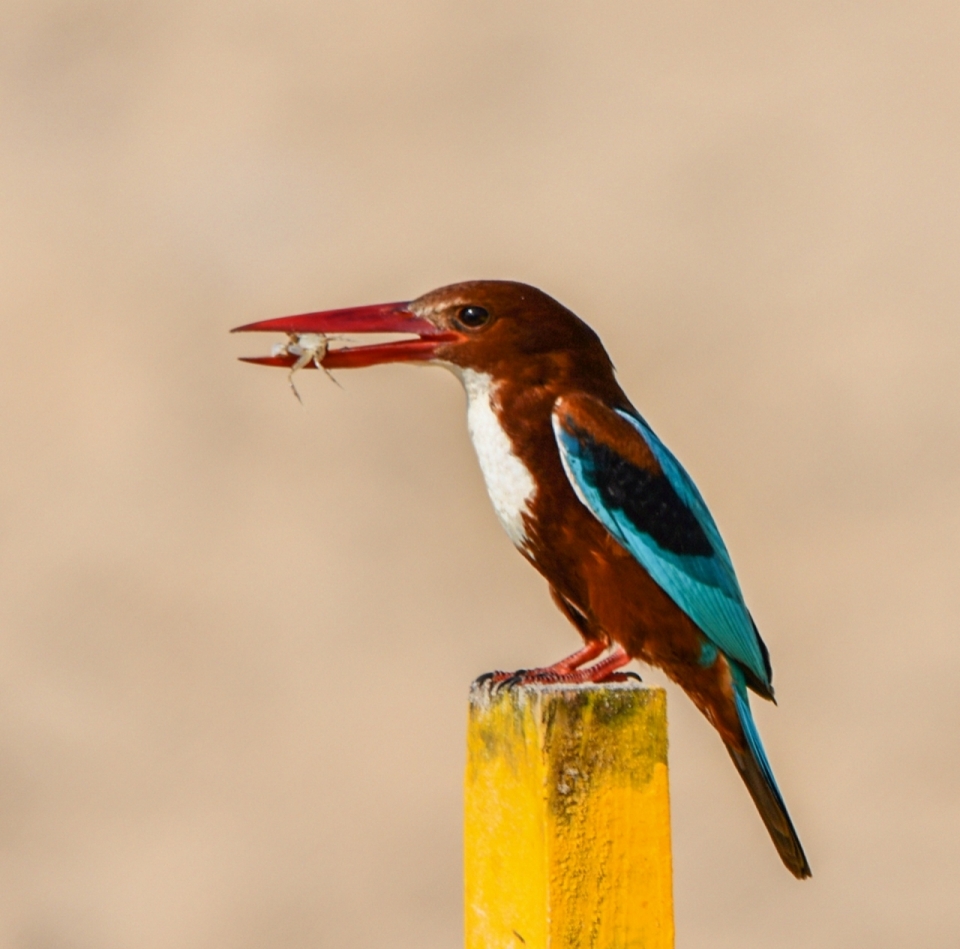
[465,681,673,949]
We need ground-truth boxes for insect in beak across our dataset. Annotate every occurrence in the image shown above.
[270,333,340,402]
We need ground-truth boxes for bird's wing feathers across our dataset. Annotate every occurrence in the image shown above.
[552,393,770,689]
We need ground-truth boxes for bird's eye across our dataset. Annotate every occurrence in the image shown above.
[457,305,490,328]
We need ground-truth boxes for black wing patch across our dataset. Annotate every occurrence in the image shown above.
[578,434,714,557]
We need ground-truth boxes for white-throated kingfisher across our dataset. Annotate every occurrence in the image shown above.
[233,280,811,878]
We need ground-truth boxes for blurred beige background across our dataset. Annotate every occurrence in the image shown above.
[1,1,958,946]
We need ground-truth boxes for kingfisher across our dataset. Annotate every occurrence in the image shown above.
[233,280,811,878]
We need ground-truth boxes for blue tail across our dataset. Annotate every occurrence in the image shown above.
[728,676,811,878]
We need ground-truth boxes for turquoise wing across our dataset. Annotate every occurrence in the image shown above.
[552,400,770,690]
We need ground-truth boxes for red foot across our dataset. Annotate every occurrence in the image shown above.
[474,646,636,691]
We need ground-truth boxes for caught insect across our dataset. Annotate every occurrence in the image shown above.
[270,332,340,402]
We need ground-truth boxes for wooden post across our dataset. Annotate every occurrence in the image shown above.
[465,681,674,949]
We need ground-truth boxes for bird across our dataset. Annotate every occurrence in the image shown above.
[233,280,811,878]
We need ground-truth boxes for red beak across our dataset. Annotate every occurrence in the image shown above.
[231,302,461,370]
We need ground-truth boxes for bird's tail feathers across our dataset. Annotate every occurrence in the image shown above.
[727,680,811,879]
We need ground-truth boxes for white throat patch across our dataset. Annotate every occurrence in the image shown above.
[456,368,537,548]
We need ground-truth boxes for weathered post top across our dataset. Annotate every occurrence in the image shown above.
[465,681,673,949]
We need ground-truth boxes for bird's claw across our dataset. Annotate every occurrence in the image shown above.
[472,670,531,694]
[494,670,528,693]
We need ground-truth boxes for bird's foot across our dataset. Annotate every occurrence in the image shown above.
[473,648,638,693]
[494,668,641,689]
